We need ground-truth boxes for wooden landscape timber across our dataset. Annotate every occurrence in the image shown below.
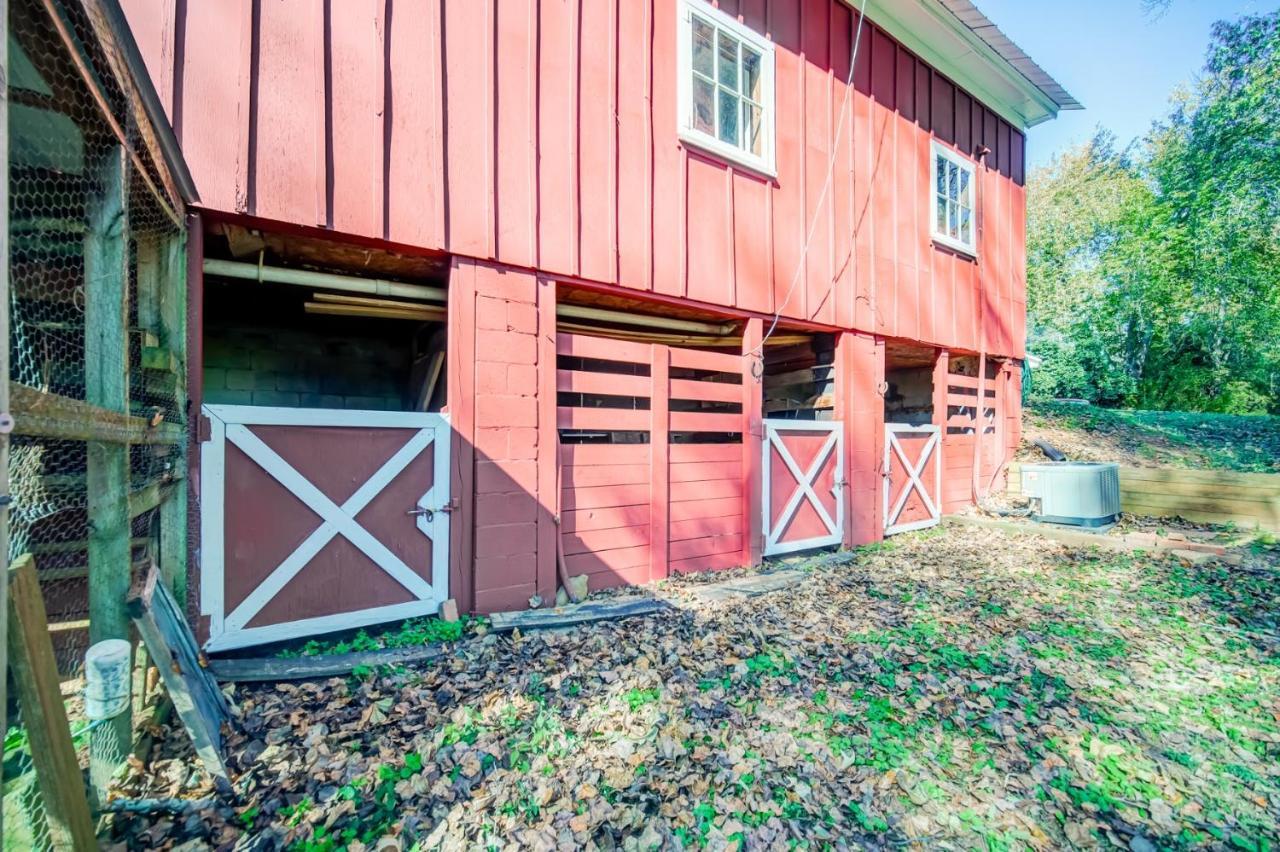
[1007,462,1280,531]
[207,644,447,683]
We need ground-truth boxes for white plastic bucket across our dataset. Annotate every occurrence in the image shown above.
[84,639,131,720]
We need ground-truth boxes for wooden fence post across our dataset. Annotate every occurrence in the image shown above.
[649,344,670,583]
[0,0,10,831]
[741,319,763,567]
[8,555,97,850]
[159,232,188,602]
[85,145,133,787]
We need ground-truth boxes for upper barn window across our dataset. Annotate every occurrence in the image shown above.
[678,0,775,175]
[931,142,977,255]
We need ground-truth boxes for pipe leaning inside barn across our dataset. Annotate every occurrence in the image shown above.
[203,257,739,335]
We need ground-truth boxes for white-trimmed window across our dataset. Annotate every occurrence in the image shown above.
[677,0,775,175]
[931,142,977,255]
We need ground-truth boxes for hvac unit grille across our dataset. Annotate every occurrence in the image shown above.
[1020,462,1121,527]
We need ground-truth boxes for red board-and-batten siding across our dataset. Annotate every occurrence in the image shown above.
[121,0,1027,359]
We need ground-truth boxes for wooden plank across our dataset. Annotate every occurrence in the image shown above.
[127,568,231,789]
[670,497,742,522]
[207,644,445,682]
[557,369,650,398]
[561,484,650,511]
[650,345,670,583]
[84,146,132,784]
[1117,491,1279,523]
[670,550,743,573]
[558,407,650,431]
[671,479,742,502]
[670,460,743,483]
[1122,502,1272,530]
[669,378,740,403]
[670,515,742,541]
[7,555,97,850]
[668,347,741,374]
[564,545,651,575]
[562,464,650,488]
[11,383,183,444]
[488,595,669,632]
[563,524,650,556]
[560,505,649,533]
[671,443,741,464]
[669,412,742,432]
[1119,481,1280,500]
[557,332,651,364]
[1119,467,1280,489]
[669,534,743,561]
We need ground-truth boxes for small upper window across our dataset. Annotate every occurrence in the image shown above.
[931,142,977,255]
[678,0,775,175]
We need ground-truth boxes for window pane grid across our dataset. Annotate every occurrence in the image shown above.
[933,148,976,249]
[690,11,764,158]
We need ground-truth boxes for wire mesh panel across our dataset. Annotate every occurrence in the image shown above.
[6,0,189,845]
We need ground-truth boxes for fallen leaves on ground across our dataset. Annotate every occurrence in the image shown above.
[108,526,1280,850]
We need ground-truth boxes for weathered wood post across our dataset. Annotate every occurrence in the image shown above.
[85,145,133,791]
[0,0,10,832]
[8,556,97,850]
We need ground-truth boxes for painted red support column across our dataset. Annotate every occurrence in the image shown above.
[465,260,544,613]
[447,258,477,615]
[838,330,885,547]
[741,319,763,568]
[535,277,559,605]
[649,344,670,582]
[932,349,950,436]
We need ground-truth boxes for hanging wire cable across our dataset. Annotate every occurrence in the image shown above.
[747,0,872,362]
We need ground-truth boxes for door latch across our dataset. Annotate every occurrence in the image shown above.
[407,504,453,522]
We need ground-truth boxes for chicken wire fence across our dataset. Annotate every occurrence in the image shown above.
[6,0,189,845]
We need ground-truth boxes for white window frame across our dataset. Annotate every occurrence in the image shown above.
[930,141,978,257]
[677,0,776,176]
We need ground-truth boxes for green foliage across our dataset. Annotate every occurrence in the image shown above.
[1027,11,1280,415]
[276,614,478,659]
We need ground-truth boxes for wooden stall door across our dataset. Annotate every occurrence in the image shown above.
[940,361,1003,514]
[762,420,844,556]
[557,333,748,592]
[883,423,941,535]
[200,406,451,651]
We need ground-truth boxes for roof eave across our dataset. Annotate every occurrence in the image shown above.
[858,0,1080,131]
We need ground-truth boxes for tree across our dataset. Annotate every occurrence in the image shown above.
[1026,11,1280,414]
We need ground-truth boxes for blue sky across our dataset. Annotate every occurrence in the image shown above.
[977,0,1272,168]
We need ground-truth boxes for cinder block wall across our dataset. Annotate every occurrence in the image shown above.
[448,258,557,615]
[202,281,413,411]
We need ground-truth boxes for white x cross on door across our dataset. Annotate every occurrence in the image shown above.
[762,420,845,556]
[200,405,451,651]
[883,423,941,535]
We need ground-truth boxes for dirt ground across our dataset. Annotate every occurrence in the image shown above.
[1018,403,1280,473]
[109,525,1280,851]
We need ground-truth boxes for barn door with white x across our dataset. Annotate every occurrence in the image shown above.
[883,423,941,535]
[200,406,451,651]
[762,421,845,556]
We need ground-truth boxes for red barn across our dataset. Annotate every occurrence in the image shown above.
[120,0,1077,650]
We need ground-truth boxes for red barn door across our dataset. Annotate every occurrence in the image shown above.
[883,423,941,535]
[200,406,451,651]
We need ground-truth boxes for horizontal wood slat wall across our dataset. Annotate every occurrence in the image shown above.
[557,332,748,591]
[1007,463,1280,531]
